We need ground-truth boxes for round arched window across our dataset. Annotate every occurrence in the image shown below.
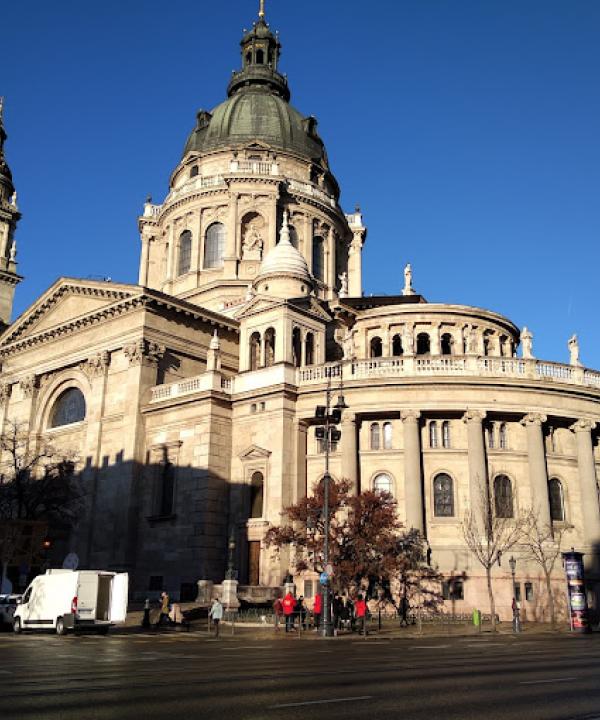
[50,388,86,428]
[373,473,393,496]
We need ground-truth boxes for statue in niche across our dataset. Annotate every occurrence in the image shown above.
[342,327,356,361]
[241,213,265,261]
[568,334,582,367]
[468,327,478,355]
[338,271,348,297]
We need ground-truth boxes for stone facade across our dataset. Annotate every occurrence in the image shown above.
[1,9,599,621]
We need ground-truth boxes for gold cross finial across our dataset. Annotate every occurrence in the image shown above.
[258,0,265,19]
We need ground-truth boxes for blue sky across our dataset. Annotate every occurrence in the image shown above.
[2,1,599,367]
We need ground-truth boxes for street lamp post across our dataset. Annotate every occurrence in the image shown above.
[509,555,521,633]
[314,364,346,638]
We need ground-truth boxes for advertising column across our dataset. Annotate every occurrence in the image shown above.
[562,550,591,633]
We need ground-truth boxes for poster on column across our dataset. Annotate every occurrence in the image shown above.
[562,550,590,633]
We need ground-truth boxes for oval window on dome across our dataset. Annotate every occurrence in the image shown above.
[50,388,86,428]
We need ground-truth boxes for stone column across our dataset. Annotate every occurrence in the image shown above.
[463,410,488,521]
[348,229,365,297]
[521,413,551,527]
[138,237,150,286]
[293,420,308,504]
[341,413,359,495]
[165,224,175,282]
[304,215,312,274]
[401,410,423,532]
[571,420,600,550]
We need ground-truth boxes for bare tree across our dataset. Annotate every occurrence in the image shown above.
[520,511,571,629]
[462,475,528,631]
[0,420,81,590]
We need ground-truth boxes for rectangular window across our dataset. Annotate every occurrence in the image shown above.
[304,580,314,598]
[149,575,163,591]
[525,582,534,602]
[442,578,464,600]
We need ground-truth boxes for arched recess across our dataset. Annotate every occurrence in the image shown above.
[204,222,225,268]
[264,328,276,367]
[49,388,86,428]
[370,337,383,358]
[416,333,431,355]
[241,212,265,259]
[392,334,403,356]
[292,327,302,367]
[249,332,261,371]
[305,332,314,366]
[441,333,454,355]
[38,372,91,436]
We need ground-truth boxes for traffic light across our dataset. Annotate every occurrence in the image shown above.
[315,427,326,440]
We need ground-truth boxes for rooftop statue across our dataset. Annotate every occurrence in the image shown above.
[521,326,534,359]
[402,263,415,296]
[568,334,582,367]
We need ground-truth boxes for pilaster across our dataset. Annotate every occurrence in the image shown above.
[341,413,359,495]
[401,410,423,532]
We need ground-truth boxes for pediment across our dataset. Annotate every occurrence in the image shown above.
[238,444,272,461]
[0,278,141,347]
[233,295,285,320]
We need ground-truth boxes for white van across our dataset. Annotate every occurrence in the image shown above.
[14,569,128,635]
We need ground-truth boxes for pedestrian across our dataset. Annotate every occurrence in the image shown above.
[399,594,410,627]
[156,590,171,628]
[295,596,307,630]
[209,597,224,638]
[282,590,296,632]
[142,598,151,628]
[355,593,367,636]
[332,594,342,631]
[313,591,322,631]
[273,597,284,631]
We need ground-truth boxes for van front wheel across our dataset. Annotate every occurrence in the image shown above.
[56,617,66,636]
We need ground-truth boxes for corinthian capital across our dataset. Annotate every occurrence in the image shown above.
[400,410,421,423]
[123,339,165,366]
[0,383,12,403]
[462,409,486,424]
[570,418,596,434]
[521,412,547,427]
[19,375,38,399]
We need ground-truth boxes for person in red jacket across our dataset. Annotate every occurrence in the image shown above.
[313,591,322,631]
[354,594,367,636]
[282,591,296,633]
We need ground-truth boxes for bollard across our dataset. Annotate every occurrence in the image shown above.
[142,598,151,629]
[472,608,481,633]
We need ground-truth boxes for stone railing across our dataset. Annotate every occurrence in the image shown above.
[287,179,336,208]
[165,174,226,203]
[296,356,600,390]
[148,356,600,404]
[229,160,280,175]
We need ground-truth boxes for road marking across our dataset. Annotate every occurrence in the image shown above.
[519,677,576,685]
[269,696,372,709]
[352,641,390,646]
[411,645,450,649]
[467,642,504,647]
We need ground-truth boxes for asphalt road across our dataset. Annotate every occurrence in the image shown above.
[0,629,599,720]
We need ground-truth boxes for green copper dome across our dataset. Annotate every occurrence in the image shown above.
[182,15,329,167]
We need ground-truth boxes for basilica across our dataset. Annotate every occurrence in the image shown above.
[0,6,599,621]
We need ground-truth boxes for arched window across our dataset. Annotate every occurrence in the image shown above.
[289,225,299,249]
[256,49,264,64]
[373,473,393,496]
[245,51,252,65]
[50,388,86,428]
[383,422,393,450]
[177,230,192,276]
[250,471,264,519]
[494,475,514,518]
[189,165,199,178]
[370,337,382,358]
[305,332,314,366]
[442,421,451,449]
[433,473,454,517]
[249,332,261,371]
[392,334,403,356]
[416,333,430,355]
[312,236,325,281]
[429,421,438,449]
[370,423,380,451]
[204,222,225,269]
[499,423,508,449]
[441,333,453,355]
[264,328,276,367]
[548,478,565,521]
[486,425,495,449]
[292,327,302,367]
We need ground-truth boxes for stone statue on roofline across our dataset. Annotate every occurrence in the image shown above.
[568,334,582,367]
[402,263,415,296]
[521,327,534,359]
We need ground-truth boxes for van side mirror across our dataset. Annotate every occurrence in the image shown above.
[15,598,22,605]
